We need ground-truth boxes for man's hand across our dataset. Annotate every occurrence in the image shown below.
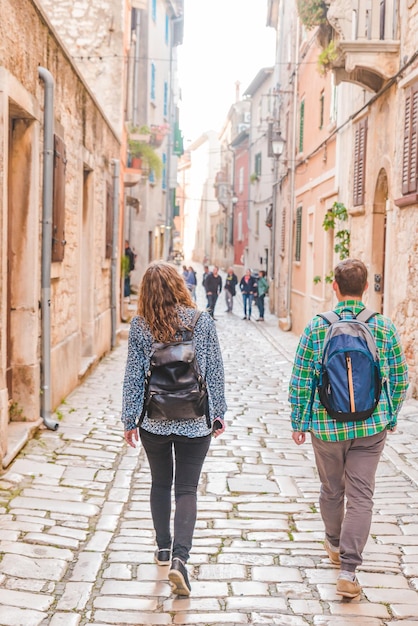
[124,428,139,448]
[292,431,306,445]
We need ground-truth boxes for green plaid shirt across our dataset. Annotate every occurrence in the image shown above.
[289,300,409,441]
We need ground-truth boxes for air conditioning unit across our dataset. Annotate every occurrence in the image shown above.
[237,123,249,134]
[244,112,251,123]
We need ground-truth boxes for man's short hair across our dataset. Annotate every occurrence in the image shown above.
[334,259,367,297]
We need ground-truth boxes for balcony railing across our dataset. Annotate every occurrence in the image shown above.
[327,0,400,91]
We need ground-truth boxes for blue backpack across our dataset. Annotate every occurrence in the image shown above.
[317,308,384,422]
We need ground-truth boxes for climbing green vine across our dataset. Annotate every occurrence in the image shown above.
[314,201,350,284]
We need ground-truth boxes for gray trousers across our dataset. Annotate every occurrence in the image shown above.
[311,429,387,572]
[225,290,234,311]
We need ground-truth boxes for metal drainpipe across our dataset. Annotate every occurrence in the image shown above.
[281,16,300,332]
[132,10,141,126]
[38,66,59,430]
[111,159,120,348]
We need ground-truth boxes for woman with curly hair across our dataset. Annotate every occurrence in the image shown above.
[121,261,226,596]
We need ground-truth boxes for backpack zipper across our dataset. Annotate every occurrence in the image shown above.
[346,354,356,412]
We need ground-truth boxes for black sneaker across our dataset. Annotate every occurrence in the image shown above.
[154,548,171,566]
[168,557,191,596]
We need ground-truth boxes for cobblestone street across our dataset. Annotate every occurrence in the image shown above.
[1,284,418,625]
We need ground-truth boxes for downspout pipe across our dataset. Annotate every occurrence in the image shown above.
[281,15,300,333]
[111,159,120,348]
[38,66,59,431]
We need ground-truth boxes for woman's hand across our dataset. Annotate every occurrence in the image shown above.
[212,418,225,438]
[124,428,139,448]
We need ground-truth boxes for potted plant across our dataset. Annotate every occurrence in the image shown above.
[128,124,151,142]
[150,123,170,147]
[128,137,163,180]
[296,0,329,30]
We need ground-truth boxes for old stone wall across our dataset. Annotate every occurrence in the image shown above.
[38,0,127,135]
[0,0,120,463]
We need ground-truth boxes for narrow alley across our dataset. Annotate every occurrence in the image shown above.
[0,283,418,626]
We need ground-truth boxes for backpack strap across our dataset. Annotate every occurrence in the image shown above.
[181,310,202,340]
[317,310,341,325]
[355,307,377,323]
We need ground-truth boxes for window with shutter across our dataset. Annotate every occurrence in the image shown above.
[151,63,156,101]
[280,206,286,256]
[105,182,113,259]
[299,99,305,153]
[353,118,368,206]
[295,206,302,262]
[319,91,324,130]
[162,153,167,190]
[255,152,262,176]
[52,134,66,262]
[402,84,418,195]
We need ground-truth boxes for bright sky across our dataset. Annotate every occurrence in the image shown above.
[177,0,276,143]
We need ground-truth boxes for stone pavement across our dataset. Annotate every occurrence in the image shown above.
[1,282,418,626]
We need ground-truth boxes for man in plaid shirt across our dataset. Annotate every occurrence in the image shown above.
[289,259,408,598]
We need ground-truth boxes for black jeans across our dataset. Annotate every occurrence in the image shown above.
[206,293,218,317]
[139,429,211,563]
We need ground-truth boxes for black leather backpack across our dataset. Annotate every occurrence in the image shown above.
[139,311,210,426]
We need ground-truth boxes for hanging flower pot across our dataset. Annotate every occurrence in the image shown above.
[130,157,142,170]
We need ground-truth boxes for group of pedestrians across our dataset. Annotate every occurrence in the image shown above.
[121,257,408,602]
[182,265,197,301]
[200,265,269,321]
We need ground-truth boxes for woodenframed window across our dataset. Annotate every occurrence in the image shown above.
[299,99,305,153]
[151,62,156,101]
[295,206,302,262]
[255,152,262,176]
[319,91,324,129]
[402,83,418,195]
[52,134,66,262]
[353,118,368,206]
[163,81,168,117]
[162,153,167,190]
[105,182,113,259]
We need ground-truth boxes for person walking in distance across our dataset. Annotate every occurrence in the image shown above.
[224,267,238,313]
[239,269,258,320]
[122,262,226,597]
[256,270,269,321]
[204,266,222,319]
[202,265,210,309]
[124,240,136,298]
[289,258,408,599]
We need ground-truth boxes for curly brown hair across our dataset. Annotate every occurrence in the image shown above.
[137,261,196,342]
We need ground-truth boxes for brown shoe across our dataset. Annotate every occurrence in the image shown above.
[336,577,361,598]
[324,539,340,565]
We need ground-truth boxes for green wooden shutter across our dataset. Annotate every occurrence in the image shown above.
[299,100,305,153]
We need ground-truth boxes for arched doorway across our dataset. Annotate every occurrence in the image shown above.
[370,168,388,313]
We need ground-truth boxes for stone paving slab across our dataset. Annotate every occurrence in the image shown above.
[1,295,418,624]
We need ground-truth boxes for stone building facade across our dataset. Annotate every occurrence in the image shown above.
[267,0,417,396]
[0,0,120,466]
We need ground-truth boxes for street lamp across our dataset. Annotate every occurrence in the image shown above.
[271,132,286,158]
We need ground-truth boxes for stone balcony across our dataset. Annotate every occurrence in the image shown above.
[327,0,400,92]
